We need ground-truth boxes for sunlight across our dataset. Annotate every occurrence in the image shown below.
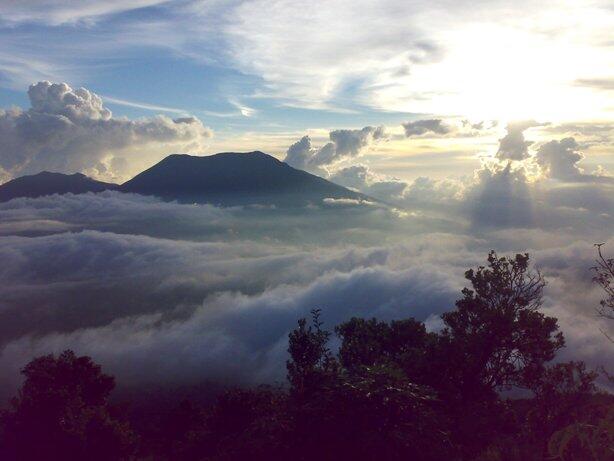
[377,21,612,122]
[443,25,610,121]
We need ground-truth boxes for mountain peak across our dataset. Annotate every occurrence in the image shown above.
[0,152,368,206]
[0,171,118,202]
[36,171,92,181]
[162,151,276,162]
[120,151,365,206]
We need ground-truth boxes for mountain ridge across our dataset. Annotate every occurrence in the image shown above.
[0,171,119,202]
[0,152,369,206]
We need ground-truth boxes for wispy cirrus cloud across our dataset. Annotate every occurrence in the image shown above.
[0,0,170,25]
[1,0,613,121]
[102,96,191,115]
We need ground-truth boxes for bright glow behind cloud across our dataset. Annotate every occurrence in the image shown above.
[213,0,613,120]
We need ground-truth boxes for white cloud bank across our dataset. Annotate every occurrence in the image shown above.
[310,120,613,233]
[0,81,212,183]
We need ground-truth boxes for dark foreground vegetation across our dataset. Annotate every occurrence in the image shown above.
[1,251,612,460]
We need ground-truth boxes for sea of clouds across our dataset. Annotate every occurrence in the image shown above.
[0,82,612,400]
[0,184,612,399]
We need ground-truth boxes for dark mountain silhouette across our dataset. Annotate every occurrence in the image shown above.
[0,171,118,202]
[119,151,368,206]
[0,152,369,206]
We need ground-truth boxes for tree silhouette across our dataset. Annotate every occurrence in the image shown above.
[286,313,451,461]
[592,244,614,342]
[287,308,338,399]
[0,350,136,461]
[335,317,431,375]
[527,361,598,457]
[441,251,564,392]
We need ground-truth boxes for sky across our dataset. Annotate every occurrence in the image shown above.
[0,0,613,398]
[0,0,612,184]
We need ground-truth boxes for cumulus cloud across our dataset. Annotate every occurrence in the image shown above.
[284,135,316,171]
[402,119,451,137]
[495,121,542,161]
[0,81,212,183]
[329,165,407,201]
[467,163,534,229]
[325,136,612,236]
[533,137,614,184]
[536,138,585,180]
[284,125,386,172]
[29,81,112,120]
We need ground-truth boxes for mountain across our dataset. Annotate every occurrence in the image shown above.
[120,151,368,206]
[0,152,370,206]
[0,171,118,202]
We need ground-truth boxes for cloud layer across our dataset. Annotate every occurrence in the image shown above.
[0,184,612,399]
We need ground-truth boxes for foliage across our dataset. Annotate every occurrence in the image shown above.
[287,308,338,398]
[441,251,564,392]
[0,350,136,461]
[592,243,614,341]
[548,405,614,461]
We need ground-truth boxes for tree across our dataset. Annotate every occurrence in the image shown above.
[441,251,565,393]
[592,243,614,341]
[287,313,452,461]
[0,350,136,461]
[548,405,614,461]
[183,387,290,461]
[287,308,338,398]
[327,252,572,459]
[527,361,598,457]
[335,317,432,377]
